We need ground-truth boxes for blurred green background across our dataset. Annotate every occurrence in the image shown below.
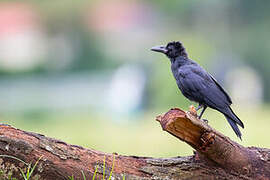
[0,0,269,158]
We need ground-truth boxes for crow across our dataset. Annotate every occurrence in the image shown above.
[151,41,244,139]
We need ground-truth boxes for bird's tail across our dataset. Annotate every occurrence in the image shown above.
[224,107,244,140]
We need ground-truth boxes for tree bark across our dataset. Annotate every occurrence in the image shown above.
[0,108,269,180]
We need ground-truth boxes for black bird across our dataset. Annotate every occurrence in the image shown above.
[151,41,244,139]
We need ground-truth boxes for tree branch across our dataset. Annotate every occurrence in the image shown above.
[0,107,269,180]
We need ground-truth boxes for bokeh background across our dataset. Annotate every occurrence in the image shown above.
[0,0,269,157]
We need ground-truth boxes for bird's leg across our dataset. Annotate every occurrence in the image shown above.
[196,104,203,111]
[198,105,207,119]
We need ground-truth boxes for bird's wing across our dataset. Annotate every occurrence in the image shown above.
[209,74,232,104]
[179,66,231,109]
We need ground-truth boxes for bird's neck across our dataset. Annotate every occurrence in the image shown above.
[180,49,188,58]
[170,56,189,66]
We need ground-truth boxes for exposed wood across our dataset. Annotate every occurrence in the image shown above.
[0,107,269,180]
[156,107,270,179]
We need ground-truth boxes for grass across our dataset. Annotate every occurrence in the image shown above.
[91,166,98,180]
[0,155,42,180]
[103,155,106,180]
[19,156,42,180]
[108,154,115,180]
[68,154,123,180]
[0,154,121,180]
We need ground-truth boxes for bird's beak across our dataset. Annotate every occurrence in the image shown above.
[151,45,168,54]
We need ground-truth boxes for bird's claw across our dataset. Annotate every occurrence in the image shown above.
[189,105,197,116]
[202,119,208,124]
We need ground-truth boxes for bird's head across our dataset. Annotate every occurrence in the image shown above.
[151,41,188,59]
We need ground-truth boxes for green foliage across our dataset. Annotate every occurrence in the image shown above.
[102,155,106,180]
[0,154,119,180]
[92,166,98,180]
[0,155,28,166]
[0,155,41,180]
[81,170,86,180]
[68,154,119,180]
[19,157,40,180]
[68,175,74,180]
[108,154,115,180]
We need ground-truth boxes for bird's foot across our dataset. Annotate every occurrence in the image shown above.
[189,105,208,124]
[202,119,208,124]
[189,105,198,116]
[196,104,203,111]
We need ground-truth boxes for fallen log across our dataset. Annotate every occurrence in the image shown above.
[0,107,269,180]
